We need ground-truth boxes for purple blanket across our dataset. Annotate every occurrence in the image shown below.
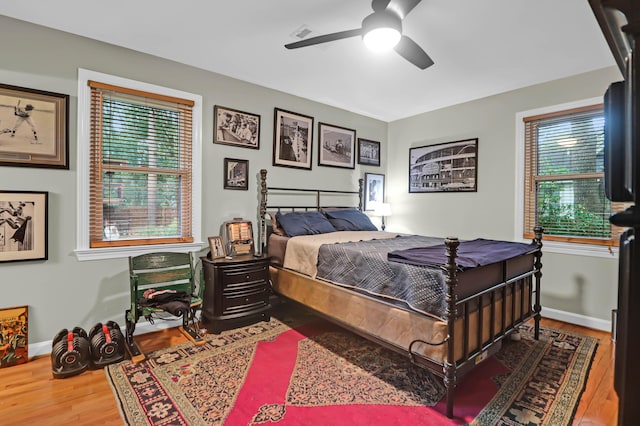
[387,238,537,270]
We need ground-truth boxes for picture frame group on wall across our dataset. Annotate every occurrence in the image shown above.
[0,190,48,263]
[409,138,478,193]
[0,83,69,169]
[214,105,260,149]
[273,108,314,170]
[364,172,385,211]
[318,122,356,169]
[357,138,381,166]
[223,158,249,190]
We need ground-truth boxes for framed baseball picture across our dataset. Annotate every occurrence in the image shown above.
[0,305,28,368]
[214,105,260,149]
[223,158,249,190]
[0,83,69,169]
[357,138,381,166]
[364,173,385,211]
[318,122,356,169]
[0,191,48,263]
[273,108,314,170]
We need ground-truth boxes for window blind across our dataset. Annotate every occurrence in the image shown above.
[88,81,194,248]
[523,104,626,246]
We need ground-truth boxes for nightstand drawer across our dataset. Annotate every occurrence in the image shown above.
[220,263,268,285]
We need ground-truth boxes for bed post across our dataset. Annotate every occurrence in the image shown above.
[444,236,460,419]
[532,226,544,340]
[358,178,364,211]
[259,169,268,255]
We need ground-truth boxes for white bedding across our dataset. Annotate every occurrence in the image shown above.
[283,231,397,278]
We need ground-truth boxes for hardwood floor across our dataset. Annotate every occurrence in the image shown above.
[0,316,617,425]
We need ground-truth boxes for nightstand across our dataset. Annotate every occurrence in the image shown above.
[200,254,271,333]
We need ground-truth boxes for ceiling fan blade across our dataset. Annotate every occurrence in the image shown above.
[371,0,392,12]
[388,0,423,19]
[285,28,362,49]
[394,35,434,69]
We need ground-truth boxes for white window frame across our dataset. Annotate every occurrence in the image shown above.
[515,97,617,259]
[75,68,204,261]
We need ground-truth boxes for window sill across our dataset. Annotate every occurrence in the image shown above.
[74,241,206,261]
[518,238,618,259]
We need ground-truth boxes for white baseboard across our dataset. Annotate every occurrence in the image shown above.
[541,307,612,333]
[28,318,187,359]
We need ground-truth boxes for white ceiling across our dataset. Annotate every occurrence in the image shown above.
[0,0,616,122]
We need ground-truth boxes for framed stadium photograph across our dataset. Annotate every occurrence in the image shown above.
[214,105,260,149]
[409,138,478,193]
[0,191,48,263]
[223,158,249,190]
[0,83,69,169]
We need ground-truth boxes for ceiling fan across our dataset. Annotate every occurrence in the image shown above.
[285,0,434,70]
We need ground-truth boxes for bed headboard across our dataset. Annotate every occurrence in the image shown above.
[258,168,363,253]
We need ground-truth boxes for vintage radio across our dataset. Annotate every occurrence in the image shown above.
[220,218,255,257]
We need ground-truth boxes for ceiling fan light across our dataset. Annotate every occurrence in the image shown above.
[363,28,401,52]
[361,11,402,52]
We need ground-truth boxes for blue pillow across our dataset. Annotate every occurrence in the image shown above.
[325,209,377,231]
[275,211,336,237]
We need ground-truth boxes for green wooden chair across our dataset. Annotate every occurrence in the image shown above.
[125,252,205,362]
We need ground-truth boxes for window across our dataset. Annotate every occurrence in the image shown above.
[76,69,202,260]
[517,98,625,254]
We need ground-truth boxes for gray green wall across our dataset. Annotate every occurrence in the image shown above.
[387,66,623,325]
[0,15,621,352]
[0,16,386,349]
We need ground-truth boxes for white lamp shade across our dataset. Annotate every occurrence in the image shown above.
[374,202,392,217]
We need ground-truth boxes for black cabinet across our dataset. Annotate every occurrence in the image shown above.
[201,254,271,333]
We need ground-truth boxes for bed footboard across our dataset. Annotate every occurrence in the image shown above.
[439,226,543,418]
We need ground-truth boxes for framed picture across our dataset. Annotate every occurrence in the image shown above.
[0,83,69,169]
[318,122,356,169]
[357,138,381,166]
[0,305,28,368]
[409,138,478,193]
[0,191,48,263]
[364,173,385,211]
[213,105,260,149]
[208,236,226,259]
[223,158,249,190]
[273,108,314,170]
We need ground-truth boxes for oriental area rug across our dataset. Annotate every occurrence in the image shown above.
[106,308,598,426]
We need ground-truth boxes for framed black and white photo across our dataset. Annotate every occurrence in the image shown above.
[318,122,356,169]
[357,138,381,166]
[364,173,385,211]
[409,138,478,193]
[223,158,249,190]
[214,105,260,149]
[208,236,226,259]
[273,108,314,170]
[0,84,68,169]
[0,191,48,263]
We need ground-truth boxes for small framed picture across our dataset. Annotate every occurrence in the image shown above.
[208,236,226,259]
[0,83,69,169]
[273,108,314,170]
[357,138,381,166]
[364,173,385,211]
[318,122,356,169]
[0,191,48,263]
[214,105,260,149]
[223,158,249,190]
[0,305,28,368]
